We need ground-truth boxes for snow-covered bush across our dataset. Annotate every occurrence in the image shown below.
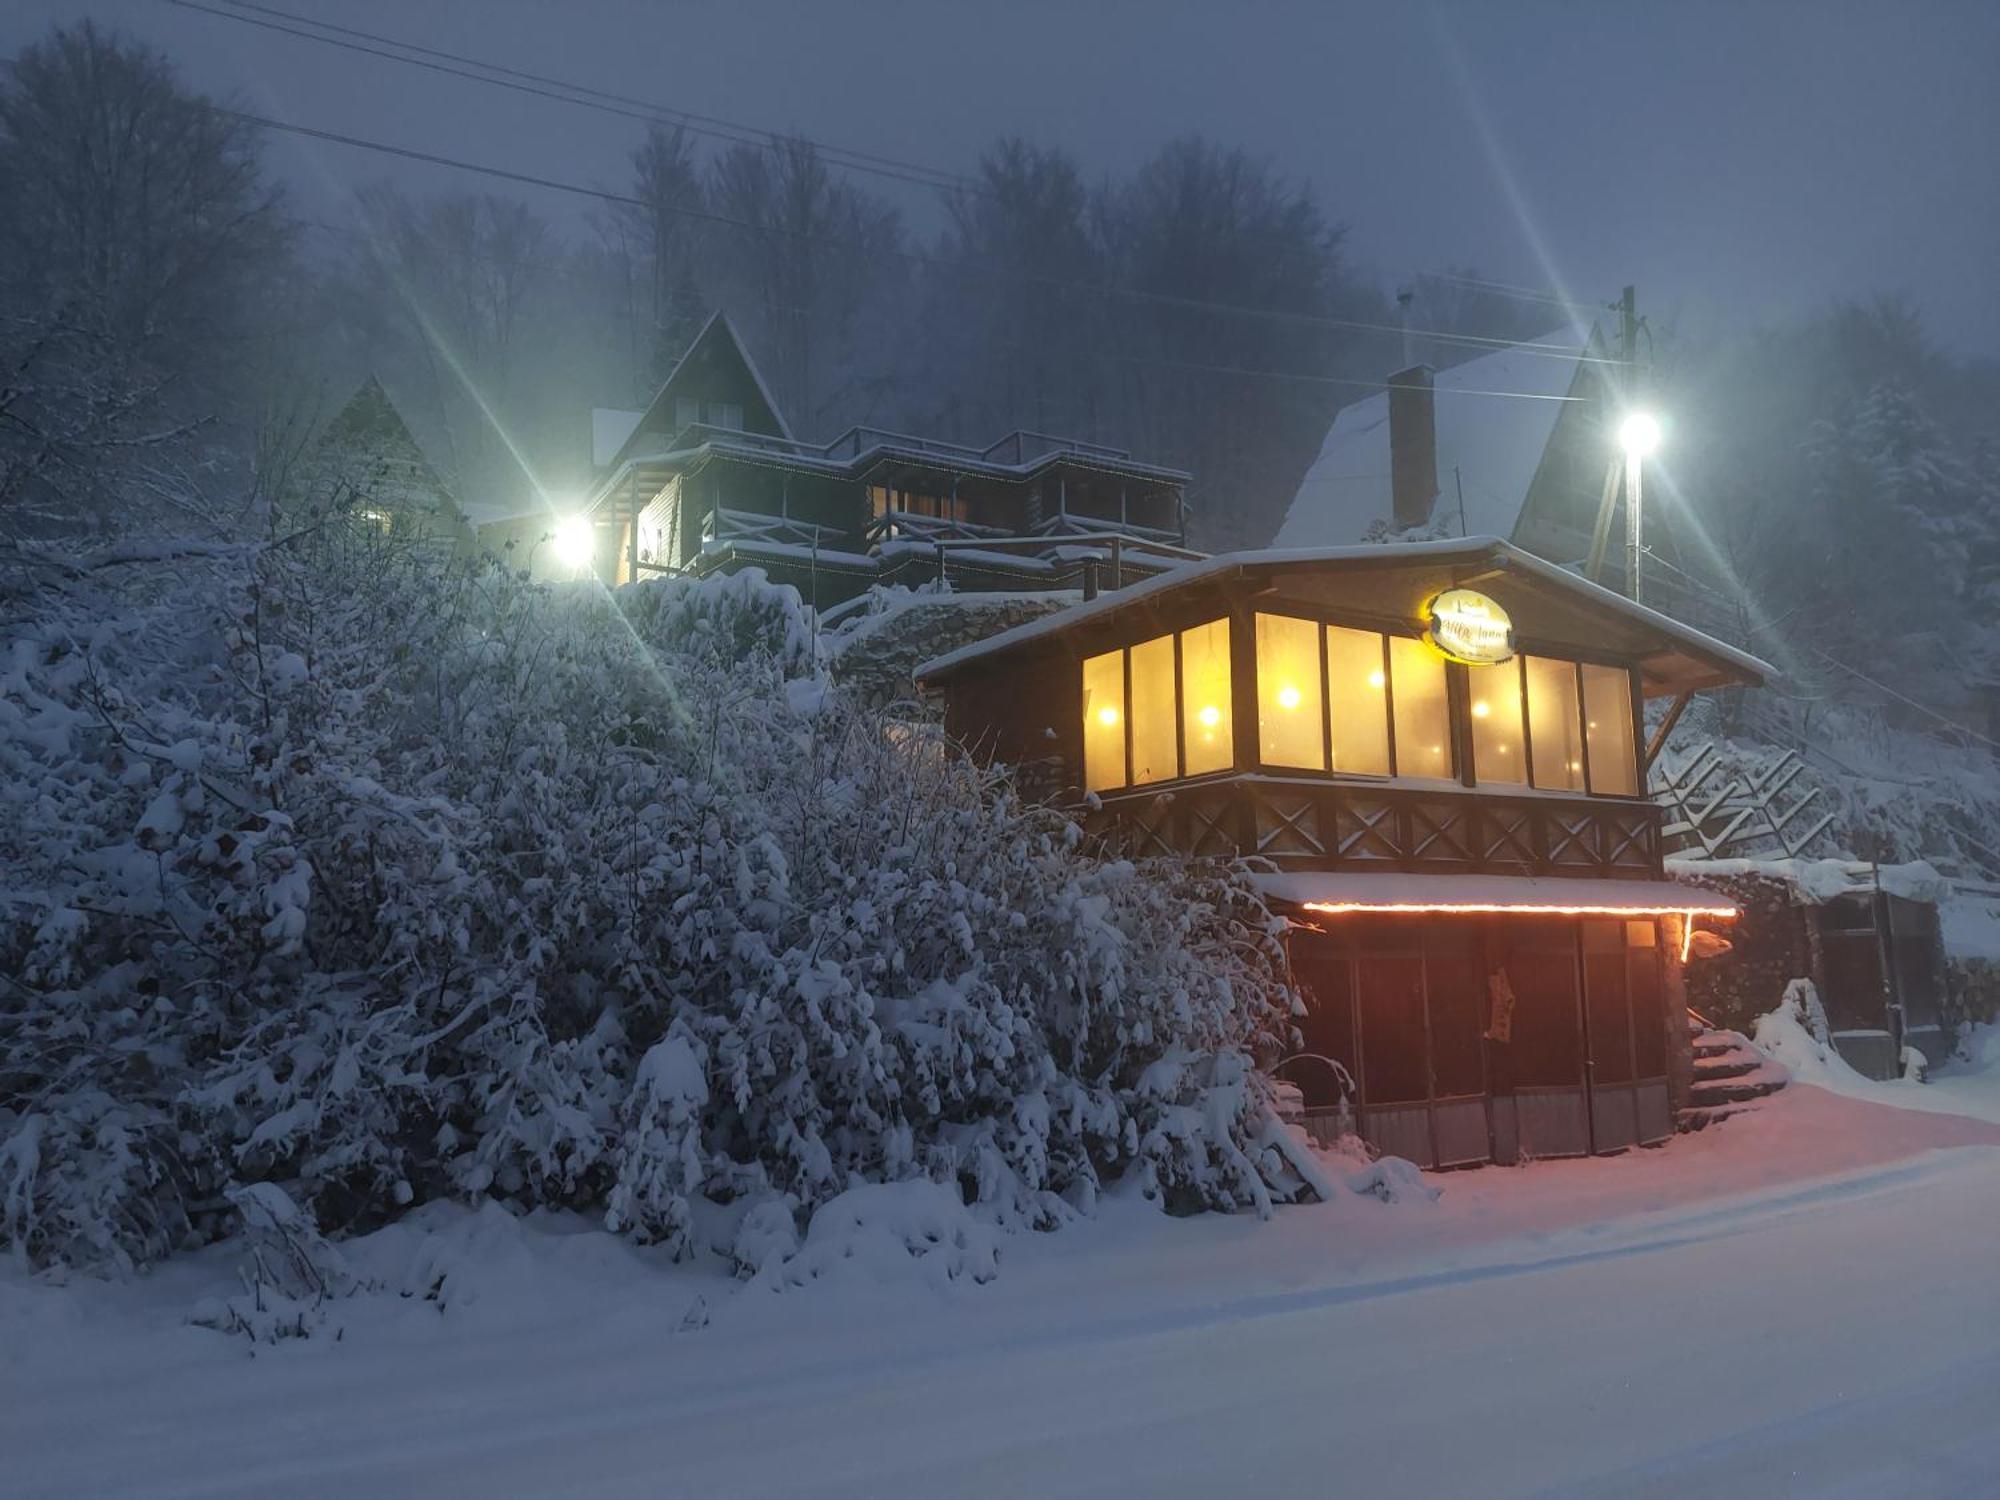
[2,528,1299,1272]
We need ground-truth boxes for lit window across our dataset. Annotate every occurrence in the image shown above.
[1255,613,1325,769]
[1326,625,1391,776]
[1525,655,1586,792]
[1082,649,1125,791]
[1129,635,1177,785]
[1389,635,1454,779]
[1180,618,1233,777]
[1582,663,1639,796]
[1470,660,1527,786]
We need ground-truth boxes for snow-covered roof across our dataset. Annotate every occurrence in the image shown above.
[1274,330,1595,549]
[1666,856,1952,906]
[1254,870,1740,916]
[914,536,1774,691]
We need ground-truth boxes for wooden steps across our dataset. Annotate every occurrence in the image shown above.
[1678,1019,1789,1131]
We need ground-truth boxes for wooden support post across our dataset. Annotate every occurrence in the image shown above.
[626,471,639,586]
[1643,690,1693,773]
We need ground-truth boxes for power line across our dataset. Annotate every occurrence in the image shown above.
[164,0,978,198]
[222,103,1622,378]
[1416,269,1601,313]
[1107,350,1584,401]
[175,0,1623,368]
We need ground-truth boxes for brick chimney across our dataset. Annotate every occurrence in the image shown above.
[1388,365,1438,531]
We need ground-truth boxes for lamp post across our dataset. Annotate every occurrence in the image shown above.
[1617,412,1661,604]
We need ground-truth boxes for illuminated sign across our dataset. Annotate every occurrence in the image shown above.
[1423,588,1515,666]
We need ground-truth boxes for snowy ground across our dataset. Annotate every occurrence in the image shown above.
[8,1036,2000,1499]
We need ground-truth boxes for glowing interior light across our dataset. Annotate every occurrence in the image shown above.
[1277,685,1302,710]
[1367,670,1386,690]
[1197,704,1221,729]
[553,515,596,570]
[1471,700,1491,719]
[1097,706,1120,727]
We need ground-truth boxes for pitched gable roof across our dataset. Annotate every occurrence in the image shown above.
[316,375,457,510]
[606,310,793,471]
[1274,328,1601,548]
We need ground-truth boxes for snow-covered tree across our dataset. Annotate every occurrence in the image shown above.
[2,528,1301,1273]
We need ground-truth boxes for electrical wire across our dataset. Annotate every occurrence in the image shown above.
[1415,269,1601,312]
[216,103,1621,386]
[174,0,1621,368]
[163,0,977,197]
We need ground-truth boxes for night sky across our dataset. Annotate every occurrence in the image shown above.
[7,0,1997,355]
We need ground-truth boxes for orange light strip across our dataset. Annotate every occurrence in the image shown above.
[1298,902,1741,919]
[1296,900,1738,964]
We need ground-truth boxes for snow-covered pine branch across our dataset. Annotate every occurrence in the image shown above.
[1,526,1300,1273]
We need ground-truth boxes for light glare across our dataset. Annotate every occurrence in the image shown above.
[553,515,596,570]
[1618,411,1662,458]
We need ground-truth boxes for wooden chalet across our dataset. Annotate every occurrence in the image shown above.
[918,536,1773,1168]
[569,312,1194,604]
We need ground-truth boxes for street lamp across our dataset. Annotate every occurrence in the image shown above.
[1617,412,1662,603]
[553,514,596,574]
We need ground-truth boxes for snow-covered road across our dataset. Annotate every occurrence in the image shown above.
[8,1079,2000,1498]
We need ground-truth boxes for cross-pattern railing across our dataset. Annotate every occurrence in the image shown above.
[703,505,847,549]
[864,510,1015,546]
[1085,776,1663,877]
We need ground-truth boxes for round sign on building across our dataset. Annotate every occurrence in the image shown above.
[1423,588,1515,666]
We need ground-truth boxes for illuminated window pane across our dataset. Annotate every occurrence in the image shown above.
[1326,625,1391,776]
[1180,618,1233,777]
[1129,634,1177,785]
[1081,649,1126,791]
[1525,655,1586,792]
[1388,635,1453,779]
[1582,663,1639,796]
[1469,660,1527,786]
[1255,613,1325,769]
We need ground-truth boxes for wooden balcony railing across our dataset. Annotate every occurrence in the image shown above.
[1085,775,1664,878]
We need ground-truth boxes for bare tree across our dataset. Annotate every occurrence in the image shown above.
[0,21,290,561]
[704,135,902,435]
[0,20,289,374]
[1096,137,1356,549]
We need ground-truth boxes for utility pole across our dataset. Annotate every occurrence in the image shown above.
[1586,284,1647,597]
[1619,286,1644,604]
[1625,418,1646,606]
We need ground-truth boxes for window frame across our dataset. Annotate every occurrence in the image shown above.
[1238,605,1646,800]
[1076,617,1236,793]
